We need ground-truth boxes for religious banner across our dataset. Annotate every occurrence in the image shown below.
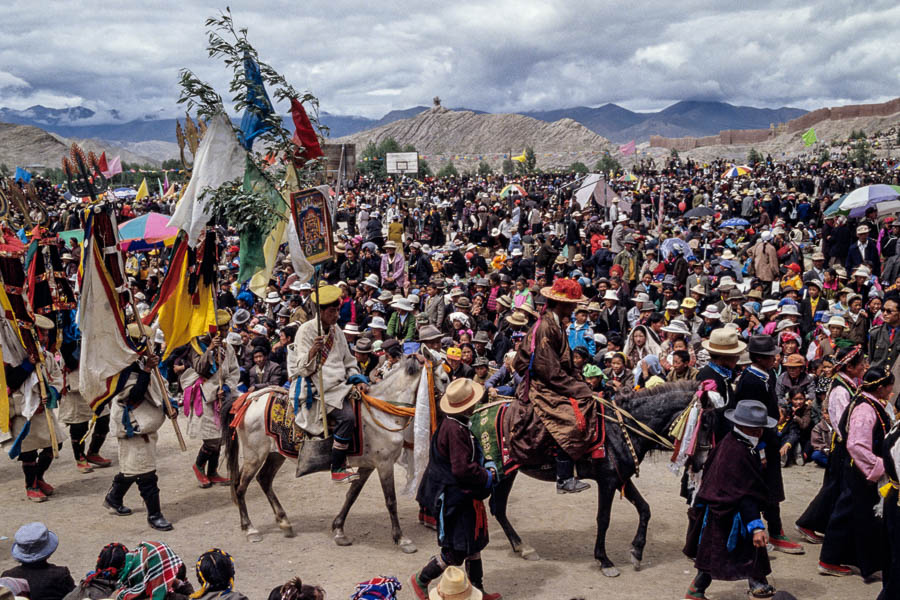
[290,187,334,266]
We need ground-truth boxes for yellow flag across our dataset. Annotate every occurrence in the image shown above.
[249,166,295,297]
[512,151,527,163]
[154,240,216,359]
[135,178,149,202]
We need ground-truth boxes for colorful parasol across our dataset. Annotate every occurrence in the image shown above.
[117,212,179,252]
[721,164,751,178]
[617,172,638,182]
[824,184,900,218]
[499,184,527,198]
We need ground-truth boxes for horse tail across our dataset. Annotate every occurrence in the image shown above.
[221,394,241,505]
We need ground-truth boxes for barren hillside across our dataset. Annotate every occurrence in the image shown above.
[334,106,614,169]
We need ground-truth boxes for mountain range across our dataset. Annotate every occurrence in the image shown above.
[0,100,808,152]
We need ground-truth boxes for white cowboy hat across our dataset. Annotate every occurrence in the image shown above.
[368,316,387,330]
[700,306,721,319]
[602,290,619,302]
[778,304,800,316]
[265,291,281,304]
[826,315,846,329]
[362,274,380,288]
[661,319,691,335]
[391,298,415,312]
[760,299,779,314]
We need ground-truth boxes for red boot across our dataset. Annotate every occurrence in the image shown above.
[86,453,112,468]
[193,464,212,488]
[26,487,47,502]
[36,479,54,496]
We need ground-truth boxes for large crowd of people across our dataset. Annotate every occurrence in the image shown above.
[4,151,900,599]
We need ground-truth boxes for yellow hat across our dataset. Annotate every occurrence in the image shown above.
[314,284,341,305]
[215,308,232,327]
[681,297,698,309]
[126,322,144,339]
[446,346,462,360]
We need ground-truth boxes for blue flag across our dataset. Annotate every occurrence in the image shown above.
[14,167,31,183]
[238,53,275,150]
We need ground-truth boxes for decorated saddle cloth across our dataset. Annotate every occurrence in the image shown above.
[469,401,518,481]
[256,387,361,459]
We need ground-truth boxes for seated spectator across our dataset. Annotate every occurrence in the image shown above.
[775,354,815,406]
[2,522,74,600]
[583,363,604,392]
[667,349,698,382]
[114,542,194,600]
[63,543,128,600]
[485,351,522,397]
[191,549,248,600]
[777,390,814,467]
[267,577,325,600]
[808,400,833,467]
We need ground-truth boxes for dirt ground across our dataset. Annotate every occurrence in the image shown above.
[0,422,883,600]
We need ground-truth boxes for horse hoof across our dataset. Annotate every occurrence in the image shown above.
[334,533,353,547]
[246,530,263,543]
[519,546,540,561]
[630,548,642,571]
[399,539,418,554]
[601,566,620,578]
[280,526,295,538]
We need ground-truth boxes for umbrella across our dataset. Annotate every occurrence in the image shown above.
[821,161,832,168]
[113,187,137,199]
[660,238,691,259]
[829,184,900,218]
[721,165,751,178]
[719,218,750,228]
[499,184,526,198]
[118,212,179,252]
[684,206,716,218]
[617,173,638,182]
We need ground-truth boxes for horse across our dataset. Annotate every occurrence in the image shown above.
[488,381,698,577]
[222,347,449,552]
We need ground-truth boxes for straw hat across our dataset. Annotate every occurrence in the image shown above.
[314,284,342,305]
[33,314,55,330]
[702,328,747,356]
[429,565,482,600]
[215,308,232,327]
[506,312,528,327]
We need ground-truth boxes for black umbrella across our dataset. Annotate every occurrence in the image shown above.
[684,206,716,218]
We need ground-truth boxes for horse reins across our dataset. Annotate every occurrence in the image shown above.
[595,395,676,475]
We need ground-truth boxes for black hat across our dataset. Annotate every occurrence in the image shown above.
[725,399,777,428]
[747,334,779,356]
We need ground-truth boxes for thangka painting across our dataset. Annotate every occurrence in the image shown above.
[290,188,334,266]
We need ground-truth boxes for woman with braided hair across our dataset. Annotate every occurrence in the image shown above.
[266,578,325,600]
[63,543,128,600]
[189,549,247,600]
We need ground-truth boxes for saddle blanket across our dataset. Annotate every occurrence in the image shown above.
[470,401,518,481]
[263,391,362,459]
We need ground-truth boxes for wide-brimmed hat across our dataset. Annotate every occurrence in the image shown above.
[784,353,806,367]
[225,332,243,346]
[354,337,373,353]
[701,305,721,319]
[233,308,251,325]
[362,274,380,289]
[11,522,59,563]
[586,301,603,312]
[760,299,779,314]
[429,565,482,600]
[681,297,697,309]
[747,334,779,356]
[506,312,528,327]
[343,323,360,337]
[779,303,800,316]
[662,319,691,335]
[827,315,846,329]
[33,314,55,330]
[368,316,387,330]
[602,290,619,302]
[473,356,489,368]
[315,284,342,305]
[541,279,587,303]
[690,284,706,296]
[473,331,491,344]
[702,328,747,356]
[440,378,484,415]
[726,399,777,429]
[391,298,415,312]
[265,291,281,304]
[215,308,233,327]
[384,240,398,250]
[455,297,472,309]
[554,255,567,265]
[418,324,443,341]
[496,295,512,308]
[517,303,539,319]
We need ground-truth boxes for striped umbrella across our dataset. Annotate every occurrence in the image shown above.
[721,164,751,178]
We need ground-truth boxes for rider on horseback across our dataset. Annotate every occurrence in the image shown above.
[508,278,599,493]
[288,284,369,483]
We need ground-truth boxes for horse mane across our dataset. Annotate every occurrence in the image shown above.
[612,380,697,431]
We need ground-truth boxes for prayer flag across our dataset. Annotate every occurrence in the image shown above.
[13,167,31,184]
[290,98,324,162]
[239,155,287,286]
[238,53,275,150]
[77,210,139,412]
[512,151,526,163]
[157,178,164,199]
[103,156,123,178]
[619,140,636,156]
[135,178,149,202]
[97,152,109,174]
[144,235,217,360]
[802,127,817,147]
[167,112,246,247]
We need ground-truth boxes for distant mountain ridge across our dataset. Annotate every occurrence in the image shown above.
[0,100,808,150]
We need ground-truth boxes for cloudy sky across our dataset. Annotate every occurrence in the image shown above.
[1,1,898,121]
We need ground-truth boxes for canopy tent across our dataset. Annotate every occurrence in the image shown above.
[573,173,632,215]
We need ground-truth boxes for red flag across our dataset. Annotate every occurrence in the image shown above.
[97,151,109,174]
[290,98,324,161]
[619,140,636,156]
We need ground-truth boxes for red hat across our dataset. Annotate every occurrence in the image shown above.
[787,263,801,273]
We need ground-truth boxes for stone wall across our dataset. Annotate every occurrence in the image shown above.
[650,97,900,149]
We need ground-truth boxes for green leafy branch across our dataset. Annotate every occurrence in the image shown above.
[199,177,283,233]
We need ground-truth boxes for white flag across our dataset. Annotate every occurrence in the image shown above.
[168,112,246,247]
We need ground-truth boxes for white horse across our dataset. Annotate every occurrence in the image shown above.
[222,348,448,553]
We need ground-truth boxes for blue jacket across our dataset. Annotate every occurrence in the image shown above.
[567,322,596,355]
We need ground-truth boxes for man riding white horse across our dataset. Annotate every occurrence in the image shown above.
[289,283,369,483]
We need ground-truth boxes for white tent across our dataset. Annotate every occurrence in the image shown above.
[573,173,631,215]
